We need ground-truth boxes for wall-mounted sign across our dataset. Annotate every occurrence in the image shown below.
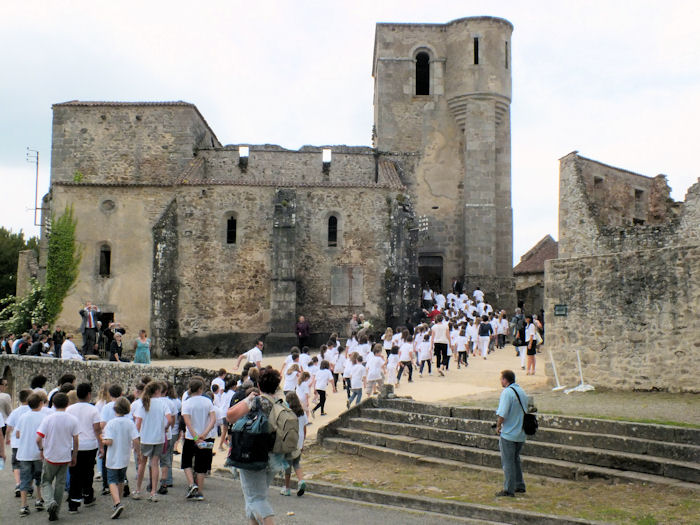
[554,304,568,316]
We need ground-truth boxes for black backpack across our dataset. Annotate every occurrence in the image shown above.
[512,315,526,346]
[227,399,275,470]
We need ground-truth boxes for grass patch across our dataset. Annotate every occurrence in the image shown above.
[303,444,700,524]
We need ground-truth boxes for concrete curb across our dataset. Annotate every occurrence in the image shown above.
[214,467,602,525]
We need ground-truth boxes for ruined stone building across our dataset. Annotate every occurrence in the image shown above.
[34,16,515,356]
[545,152,699,392]
[513,234,558,315]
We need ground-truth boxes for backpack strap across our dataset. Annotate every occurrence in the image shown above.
[509,386,527,414]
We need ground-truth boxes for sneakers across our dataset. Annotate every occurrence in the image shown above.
[48,501,59,521]
[515,488,526,493]
[130,491,142,500]
[35,499,45,511]
[193,490,204,501]
[157,484,168,495]
[148,493,159,502]
[20,506,30,517]
[296,480,306,497]
[280,488,291,496]
[95,474,102,482]
[494,490,514,497]
[68,504,80,514]
[84,496,96,507]
[102,488,111,496]
[111,503,124,519]
[186,484,199,499]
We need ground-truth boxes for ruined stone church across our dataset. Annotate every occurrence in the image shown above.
[39,16,515,355]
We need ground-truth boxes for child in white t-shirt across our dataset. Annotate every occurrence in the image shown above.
[365,344,386,396]
[386,347,400,387]
[418,333,432,376]
[15,392,48,516]
[311,361,336,417]
[346,355,366,408]
[103,397,140,519]
[35,392,79,521]
[295,372,313,422]
[396,336,415,384]
[342,351,356,399]
[281,392,308,497]
[456,327,469,368]
[283,364,301,395]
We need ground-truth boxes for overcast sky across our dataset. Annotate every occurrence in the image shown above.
[1,0,698,263]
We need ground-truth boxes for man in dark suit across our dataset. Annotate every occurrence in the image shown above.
[79,301,100,355]
[451,277,463,295]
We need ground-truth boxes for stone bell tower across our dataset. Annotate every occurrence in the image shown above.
[373,16,515,306]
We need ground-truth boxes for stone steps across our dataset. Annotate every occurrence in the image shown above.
[317,398,700,488]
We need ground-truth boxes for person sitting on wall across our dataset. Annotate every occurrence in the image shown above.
[109,333,129,362]
[61,334,84,361]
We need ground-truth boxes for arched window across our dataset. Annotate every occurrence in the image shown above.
[415,52,430,95]
[99,244,111,277]
[226,215,237,244]
[328,215,338,247]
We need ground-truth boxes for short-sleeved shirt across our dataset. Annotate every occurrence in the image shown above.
[15,410,48,461]
[103,416,139,469]
[66,402,101,450]
[366,354,384,381]
[36,411,80,464]
[7,405,31,448]
[496,384,528,442]
[181,395,216,440]
[314,369,333,390]
[245,347,263,365]
[135,397,172,445]
[350,363,366,389]
[398,342,413,362]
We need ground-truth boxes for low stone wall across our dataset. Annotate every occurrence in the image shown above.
[545,245,700,392]
[0,355,217,403]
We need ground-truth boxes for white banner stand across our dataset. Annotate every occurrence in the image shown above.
[564,349,595,394]
[548,349,567,391]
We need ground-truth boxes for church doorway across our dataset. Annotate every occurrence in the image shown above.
[418,255,443,292]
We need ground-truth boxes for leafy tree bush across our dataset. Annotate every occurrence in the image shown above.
[0,279,47,334]
[44,205,81,324]
[0,227,38,298]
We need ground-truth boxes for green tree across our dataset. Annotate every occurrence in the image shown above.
[0,279,47,334]
[0,227,39,298]
[44,206,82,323]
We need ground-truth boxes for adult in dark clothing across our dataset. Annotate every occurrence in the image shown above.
[78,302,100,355]
[52,326,66,358]
[295,315,311,348]
[28,335,47,356]
[109,332,127,362]
[451,277,463,295]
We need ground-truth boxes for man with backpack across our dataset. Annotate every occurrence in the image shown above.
[226,367,299,525]
[511,308,527,370]
[495,369,529,497]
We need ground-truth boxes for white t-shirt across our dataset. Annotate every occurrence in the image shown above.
[418,341,432,361]
[398,342,413,362]
[455,335,468,353]
[422,288,433,300]
[211,377,225,393]
[307,364,319,377]
[283,370,299,392]
[473,289,484,302]
[355,343,370,360]
[350,363,366,389]
[325,347,339,365]
[135,397,172,445]
[431,323,450,345]
[387,354,399,372]
[342,359,355,379]
[7,404,31,448]
[61,339,83,360]
[498,319,509,335]
[15,410,48,461]
[314,369,333,391]
[165,397,181,439]
[103,416,139,469]
[382,335,393,350]
[66,402,101,450]
[36,411,79,464]
[295,381,310,404]
[299,353,312,370]
[245,347,263,365]
[181,395,216,440]
[526,323,537,344]
[335,354,346,375]
[366,354,385,381]
[468,323,479,342]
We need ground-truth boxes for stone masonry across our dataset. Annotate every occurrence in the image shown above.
[545,153,700,392]
[32,16,517,356]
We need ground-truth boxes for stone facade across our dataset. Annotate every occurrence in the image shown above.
[545,153,700,392]
[0,354,216,402]
[34,16,516,356]
[373,17,515,306]
[15,250,39,296]
[513,235,558,315]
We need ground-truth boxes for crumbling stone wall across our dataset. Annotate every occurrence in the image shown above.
[0,355,216,402]
[16,250,39,297]
[546,152,700,392]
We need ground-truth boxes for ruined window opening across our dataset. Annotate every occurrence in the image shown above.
[322,148,332,175]
[226,216,237,244]
[239,146,249,171]
[415,52,430,95]
[593,176,604,187]
[505,41,509,69]
[328,215,338,247]
[473,38,479,65]
[633,218,645,225]
[634,188,645,218]
[99,245,111,277]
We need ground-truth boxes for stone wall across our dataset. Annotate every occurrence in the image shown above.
[0,355,216,403]
[546,152,700,392]
[16,250,39,297]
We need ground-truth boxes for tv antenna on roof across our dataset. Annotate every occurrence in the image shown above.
[26,147,43,227]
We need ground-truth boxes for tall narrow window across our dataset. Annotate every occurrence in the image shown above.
[505,41,509,69]
[226,216,237,244]
[99,245,111,277]
[328,215,338,247]
[473,37,479,65]
[415,52,430,95]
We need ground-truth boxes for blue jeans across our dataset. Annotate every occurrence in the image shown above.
[499,437,525,494]
[239,467,276,523]
[348,388,362,406]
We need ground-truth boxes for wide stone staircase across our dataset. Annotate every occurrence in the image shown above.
[318,398,700,488]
